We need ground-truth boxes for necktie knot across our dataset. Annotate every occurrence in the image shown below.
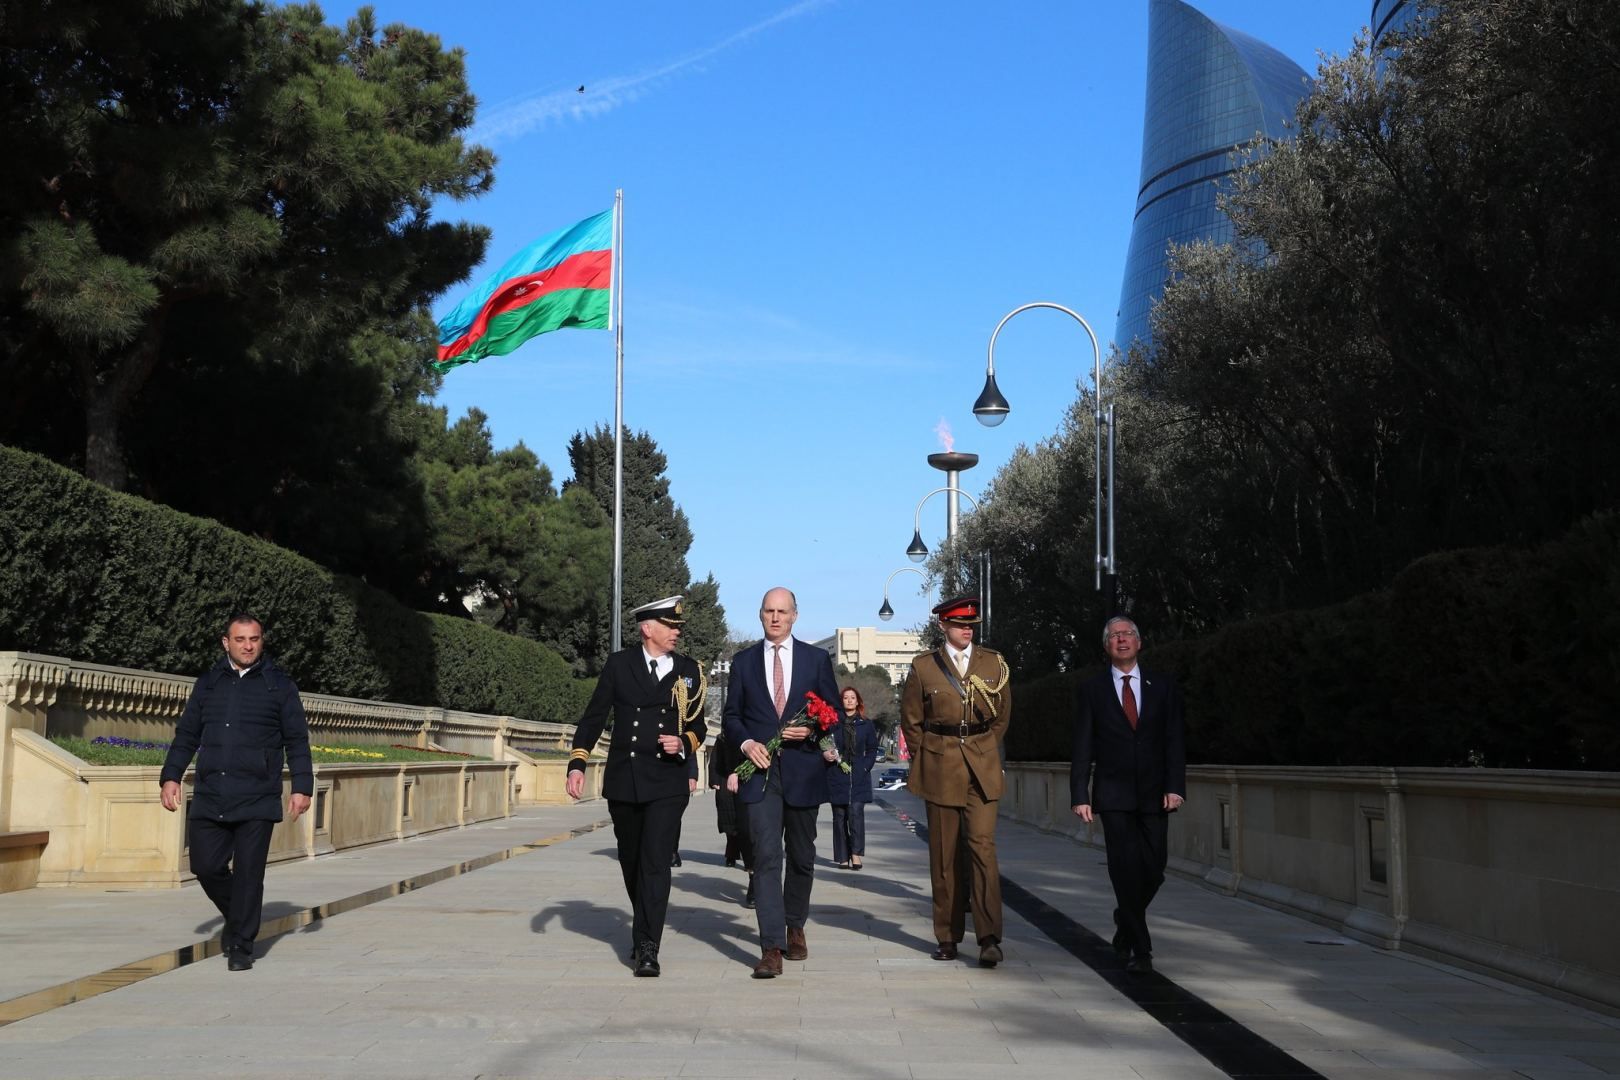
[649,658,659,678]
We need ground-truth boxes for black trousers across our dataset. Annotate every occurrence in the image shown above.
[189,817,276,955]
[725,797,756,869]
[608,794,688,950]
[1098,810,1169,958]
[830,802,866,861]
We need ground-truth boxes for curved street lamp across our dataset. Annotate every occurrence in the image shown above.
[974,301,1117,615]
[905,487,982,563]
[877,566,926,622]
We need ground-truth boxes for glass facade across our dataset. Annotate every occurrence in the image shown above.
[1114,0,1312,349]
[1372,0,1416,46]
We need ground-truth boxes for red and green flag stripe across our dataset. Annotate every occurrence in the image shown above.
[433,209,612,373]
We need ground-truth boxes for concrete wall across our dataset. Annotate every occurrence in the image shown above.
[1002,761,1620,1012]
[9,728,524,888]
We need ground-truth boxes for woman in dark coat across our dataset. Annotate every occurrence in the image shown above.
[828,685,882,869]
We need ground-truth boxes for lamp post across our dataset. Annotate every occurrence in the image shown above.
[974,301,1118,618]
[904,487,991,642]
[877,566,926,622]
[904,486,982,565]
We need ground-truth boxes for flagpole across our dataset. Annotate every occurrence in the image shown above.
[610,190,625,652]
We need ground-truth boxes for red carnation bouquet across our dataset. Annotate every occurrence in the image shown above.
[734,690,849,779]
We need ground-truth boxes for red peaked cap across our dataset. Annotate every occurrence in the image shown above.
[931,596,980,625]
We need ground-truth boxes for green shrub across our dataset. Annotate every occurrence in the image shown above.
[1003,514,1618,769]
[0,445,594,723]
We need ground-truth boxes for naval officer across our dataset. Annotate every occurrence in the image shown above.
[566,595,707,976]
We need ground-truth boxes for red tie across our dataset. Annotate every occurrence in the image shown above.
[772,645,787,718]
[1121,674,1138,730]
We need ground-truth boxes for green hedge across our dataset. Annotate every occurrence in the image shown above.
[1004,514,1620,769]
[0,445,594,723]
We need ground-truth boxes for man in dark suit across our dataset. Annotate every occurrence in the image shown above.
[159,613,313,972]
[899,596,1013,967]
[566,595,707,977]
[721,586,841,978]
[1071,616,1187,973]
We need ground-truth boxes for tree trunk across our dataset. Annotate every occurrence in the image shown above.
[76,301,169,491]
[83,383,129,491]
[77,331,164,492]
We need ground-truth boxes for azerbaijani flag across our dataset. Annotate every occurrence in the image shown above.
[432,209,613,373]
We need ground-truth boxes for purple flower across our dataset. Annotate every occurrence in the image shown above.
[91,735,170,750]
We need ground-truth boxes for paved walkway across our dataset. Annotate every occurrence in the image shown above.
[0,791,1616,1079]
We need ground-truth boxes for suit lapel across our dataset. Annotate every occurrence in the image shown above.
[633,650,661,697]
[742,643,765,704]
[1102,669,1129,727]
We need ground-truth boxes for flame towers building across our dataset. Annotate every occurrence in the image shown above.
[1114,0,1312,350]
[1372,0,1416,46]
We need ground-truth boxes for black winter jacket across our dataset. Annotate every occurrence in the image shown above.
[160,656,314,822]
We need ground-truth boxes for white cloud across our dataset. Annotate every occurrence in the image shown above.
[473,0,833,144]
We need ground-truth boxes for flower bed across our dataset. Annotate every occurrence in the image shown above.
[49,736,486,766]
[389,743,475,759]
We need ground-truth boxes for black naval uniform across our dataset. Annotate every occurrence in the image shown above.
[568,646,706,958]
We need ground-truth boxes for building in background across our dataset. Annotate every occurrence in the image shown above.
[1114,0,1313,350]
[1371,0,1416,47]
[812,627,921,685]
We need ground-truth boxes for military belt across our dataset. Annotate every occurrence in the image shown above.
[925,721,991,737]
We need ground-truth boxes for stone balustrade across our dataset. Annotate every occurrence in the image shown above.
[0,651,605,891]
[1000,761,1620,1012]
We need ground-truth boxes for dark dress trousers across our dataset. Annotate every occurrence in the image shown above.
[160,656,313,956]
[721,638,841,950]
[1070,665,1187,959]
[828,713,880,862]
[709,733,754,869]
[569,647,707,952]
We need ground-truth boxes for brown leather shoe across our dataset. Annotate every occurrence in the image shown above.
[752,947,783,979]
[930,941,959,961]
[785,926,808,961]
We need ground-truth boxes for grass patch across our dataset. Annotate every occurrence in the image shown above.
[49,736,487,766]
[53,736,168,766]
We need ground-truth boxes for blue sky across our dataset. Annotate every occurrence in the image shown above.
[373,0,1372,641]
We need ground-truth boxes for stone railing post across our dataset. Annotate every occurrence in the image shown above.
[1385,777,1409,940]
[0,654,71,832]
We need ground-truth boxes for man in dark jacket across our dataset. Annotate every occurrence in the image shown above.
[565,595,707,977]
[160,614,313,971]
[1070,616,1186,973]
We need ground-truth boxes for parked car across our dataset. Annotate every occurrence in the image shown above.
[876,767,909,790]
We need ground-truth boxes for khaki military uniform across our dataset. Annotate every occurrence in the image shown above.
[899,645,1011,946]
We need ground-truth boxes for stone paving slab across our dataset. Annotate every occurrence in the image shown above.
[0,792,1616,1079]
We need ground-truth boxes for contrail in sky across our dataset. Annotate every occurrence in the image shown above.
[473,0,833,144]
